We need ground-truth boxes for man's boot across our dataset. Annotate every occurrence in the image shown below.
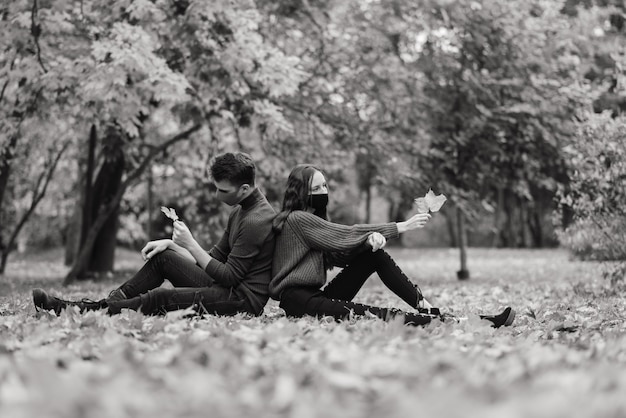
[33,288,107,315]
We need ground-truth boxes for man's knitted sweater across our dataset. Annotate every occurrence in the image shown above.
[269,211,399,299]
[205,188,276,315]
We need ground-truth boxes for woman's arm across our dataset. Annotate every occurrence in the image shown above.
[288,211,398,253]
[288,211,431,253]
[396,212,431,234]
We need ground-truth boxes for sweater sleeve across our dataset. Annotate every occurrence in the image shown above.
[208,213,232,263]
[287,211,398,253]
[205,214,272,287]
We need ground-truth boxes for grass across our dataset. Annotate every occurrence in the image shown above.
[1,247,625,418]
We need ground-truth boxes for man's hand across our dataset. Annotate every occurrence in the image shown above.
[141,239,171,261]
[367,232,387,252]
[172,221,197,250]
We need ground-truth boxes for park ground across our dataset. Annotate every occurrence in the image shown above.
[0,247,625,418]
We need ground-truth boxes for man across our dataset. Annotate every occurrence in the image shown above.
[33,152,276,317]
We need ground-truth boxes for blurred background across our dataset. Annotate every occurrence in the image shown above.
[0,0,624,283]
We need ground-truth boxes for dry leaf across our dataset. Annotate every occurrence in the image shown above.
[414,189,447,213]
[160,206,179,222]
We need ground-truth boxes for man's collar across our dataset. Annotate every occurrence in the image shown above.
[239,188,262,210]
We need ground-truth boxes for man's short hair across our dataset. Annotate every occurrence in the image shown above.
[210,152,256,186]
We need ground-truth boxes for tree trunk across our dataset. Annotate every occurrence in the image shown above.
[81,125,97,250]
[519,197,529,248]
[0,136,18,211]
[0,135,20,273]
[364,184,371,223]
[63,123,202,285]
[64,211,80,266]
[441,210,457,247]
[491,186,504,247]
[457,207,470,280]
[65,125,97,266]
[529,208,543,247]
[147,166,154,240]
[502,190,514,247]
[85,129,125,275]
[64,194,124,284]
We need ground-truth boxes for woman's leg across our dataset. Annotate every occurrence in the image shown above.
[323,250,422,308]
[280,287,432,326]
[116,249,213,298]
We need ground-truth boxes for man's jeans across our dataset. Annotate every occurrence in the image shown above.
[111,249,253,316]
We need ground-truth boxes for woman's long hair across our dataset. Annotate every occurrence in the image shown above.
[273,164,326,233]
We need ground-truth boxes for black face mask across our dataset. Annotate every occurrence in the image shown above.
[309,194,329,218]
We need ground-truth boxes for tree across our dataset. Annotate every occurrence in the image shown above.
[3,1,306,282]
[413,0,597,275]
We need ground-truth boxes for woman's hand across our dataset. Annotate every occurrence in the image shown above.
[396,213,431,234]
[141,239,172,261]
[172,221,197,250]
[367,232,387,252]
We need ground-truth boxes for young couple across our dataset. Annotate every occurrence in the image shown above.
[33,152,515,328]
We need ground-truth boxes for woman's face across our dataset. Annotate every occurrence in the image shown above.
[309,171,328,195]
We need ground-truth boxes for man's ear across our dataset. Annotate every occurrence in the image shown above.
[240,184,250,193]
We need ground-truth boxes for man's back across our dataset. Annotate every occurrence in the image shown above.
[206,188,276,314]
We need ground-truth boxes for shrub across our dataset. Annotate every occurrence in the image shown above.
[557,217,626,261]
[558,112,626,262]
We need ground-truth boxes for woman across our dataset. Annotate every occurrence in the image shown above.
[269,164,515,328]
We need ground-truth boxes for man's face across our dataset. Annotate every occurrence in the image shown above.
[214,180,248,206]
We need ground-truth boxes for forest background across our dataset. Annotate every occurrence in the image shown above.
[0,0,624,284]
[2,1,626,417]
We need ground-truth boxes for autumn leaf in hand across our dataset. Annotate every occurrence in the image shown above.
[414,189,447,213]
[160,206,179,222]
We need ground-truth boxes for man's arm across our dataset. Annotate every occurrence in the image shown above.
[141,239,195,263]
[185,240,213,269]
[208,220,231,263]
[170,222,214,267]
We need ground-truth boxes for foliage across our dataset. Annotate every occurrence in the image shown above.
[557,112,626,268]
[256,0,611,248]
[416,0,594,217]
[1,0,625,275]
[1,248,626,417]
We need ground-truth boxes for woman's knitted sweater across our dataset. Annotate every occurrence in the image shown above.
[269,211,399,299]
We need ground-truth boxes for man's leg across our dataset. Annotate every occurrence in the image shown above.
[33,250,217,315]
[280,287,432,326]
[108,286,252,316]
[323,250,422,308]
[116,249,214,299]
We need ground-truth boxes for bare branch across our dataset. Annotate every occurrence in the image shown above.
[122,123,203,189]
[0,53,17,104]
[31,0,47,73]
[3,141,70,267]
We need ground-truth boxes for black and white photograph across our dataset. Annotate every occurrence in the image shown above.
[0,0,625,417]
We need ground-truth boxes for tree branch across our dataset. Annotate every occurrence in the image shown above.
[2,141,70,270]
[0,52,17,104]
[31,0,47,73]
[122,124,203,190]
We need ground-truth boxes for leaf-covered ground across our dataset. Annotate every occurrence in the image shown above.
[1,248,625,418]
